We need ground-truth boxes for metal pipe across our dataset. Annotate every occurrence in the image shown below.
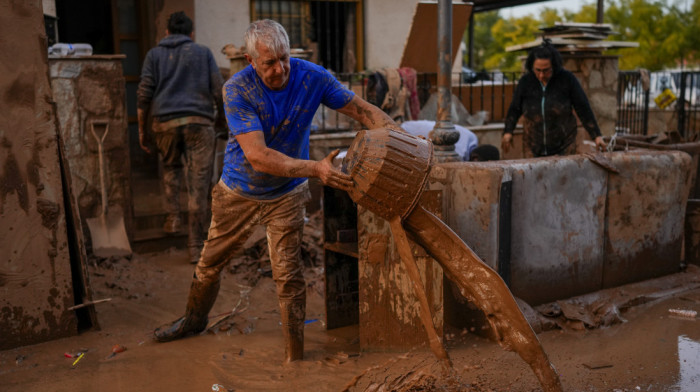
[437,0,452,126]
[429,0,460,162]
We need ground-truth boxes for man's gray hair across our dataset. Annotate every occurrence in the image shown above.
[245,19,290,59]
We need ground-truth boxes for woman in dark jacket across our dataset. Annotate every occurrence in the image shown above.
[501,41,606,157]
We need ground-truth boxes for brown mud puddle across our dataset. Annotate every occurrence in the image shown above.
[0,246,699,391]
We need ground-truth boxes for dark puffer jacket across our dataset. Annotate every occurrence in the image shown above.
[137,34,223,122]
[503,69,601,157]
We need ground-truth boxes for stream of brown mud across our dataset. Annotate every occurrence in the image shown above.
[342,128,562,391]
[404,205,563,391]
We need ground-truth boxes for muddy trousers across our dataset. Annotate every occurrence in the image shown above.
[159,180,310,361]
[154,123,215,259]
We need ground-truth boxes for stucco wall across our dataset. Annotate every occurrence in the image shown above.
[192,0,465,72]
[194,0,249,69]
[365,0,466,71]
[364,0,418,70]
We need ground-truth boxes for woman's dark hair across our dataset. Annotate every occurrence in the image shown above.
[524,39,562,74]
[167,11,193,36]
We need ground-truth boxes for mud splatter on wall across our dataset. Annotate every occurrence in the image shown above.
[0,0,77,350]
[358,191,444,350]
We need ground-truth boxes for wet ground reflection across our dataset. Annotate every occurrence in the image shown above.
[676,335,700,390]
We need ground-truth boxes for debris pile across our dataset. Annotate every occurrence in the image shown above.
[605,131,700,151]
[519,264,700,332]
[227,210,324,287]
[506,22,638,53]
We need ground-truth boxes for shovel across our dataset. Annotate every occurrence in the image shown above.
[85,120,132,258]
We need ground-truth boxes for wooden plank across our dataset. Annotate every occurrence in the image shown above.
[506,38,639,52]
[553,21,614,29]
[542,32,610,40]
[400,2,472,73]
[56,129,100,329]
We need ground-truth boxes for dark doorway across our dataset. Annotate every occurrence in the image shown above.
[310,2,352,73]
[55,0,114,54]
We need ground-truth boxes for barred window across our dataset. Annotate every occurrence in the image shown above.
[251,0,363,73]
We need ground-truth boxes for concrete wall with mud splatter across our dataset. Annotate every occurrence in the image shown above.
[430,151,692,306]
[0,1,77,350]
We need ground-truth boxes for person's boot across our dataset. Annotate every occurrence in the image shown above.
[153,276,220,342]
[279,299,305,362]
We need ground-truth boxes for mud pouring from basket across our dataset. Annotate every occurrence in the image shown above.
[342,128,563,392]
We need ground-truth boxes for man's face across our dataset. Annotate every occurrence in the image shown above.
[247,42,290,91]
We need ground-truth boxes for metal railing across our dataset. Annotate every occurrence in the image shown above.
[616,70,700,140]
[616,71,650,135]
[313,71,520,133]
[677,71,700,141]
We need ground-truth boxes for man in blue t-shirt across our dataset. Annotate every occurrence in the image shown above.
[153,20,400,362]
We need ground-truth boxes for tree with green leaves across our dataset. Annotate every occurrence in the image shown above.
[606,0,698,70]
[468,0,700,72]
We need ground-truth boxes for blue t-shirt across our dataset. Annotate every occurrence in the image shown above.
[222,58,354,199]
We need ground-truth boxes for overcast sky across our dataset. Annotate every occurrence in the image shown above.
[502,0,590,18]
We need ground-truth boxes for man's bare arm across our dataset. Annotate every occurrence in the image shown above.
[336,95,402,131]
[235,130,353,191]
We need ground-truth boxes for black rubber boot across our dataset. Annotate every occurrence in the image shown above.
[154,276,220,342]
[280,300,305,362]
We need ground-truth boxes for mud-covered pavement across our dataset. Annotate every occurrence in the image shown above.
[2,240,700,391]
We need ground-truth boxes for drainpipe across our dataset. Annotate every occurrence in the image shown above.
[429,0,461,162]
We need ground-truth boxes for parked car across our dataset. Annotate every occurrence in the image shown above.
[459,67,508,84]
[461,66,491,84]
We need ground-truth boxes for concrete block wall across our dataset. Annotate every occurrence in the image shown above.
[429,151,692,305]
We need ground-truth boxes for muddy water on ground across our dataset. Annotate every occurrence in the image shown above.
[1,248,699,391]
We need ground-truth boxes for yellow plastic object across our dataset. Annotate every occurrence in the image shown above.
[654,88,677,109]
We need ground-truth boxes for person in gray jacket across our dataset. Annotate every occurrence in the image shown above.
[137,11,224,264]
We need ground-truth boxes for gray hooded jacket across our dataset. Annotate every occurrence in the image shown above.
[137,34,223,121]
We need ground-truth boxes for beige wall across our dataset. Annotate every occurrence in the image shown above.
[365,0,418,69]
[42,0,55,17]
[193,0,467,71]
[365,0,466,71]
[195,0,249,69]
